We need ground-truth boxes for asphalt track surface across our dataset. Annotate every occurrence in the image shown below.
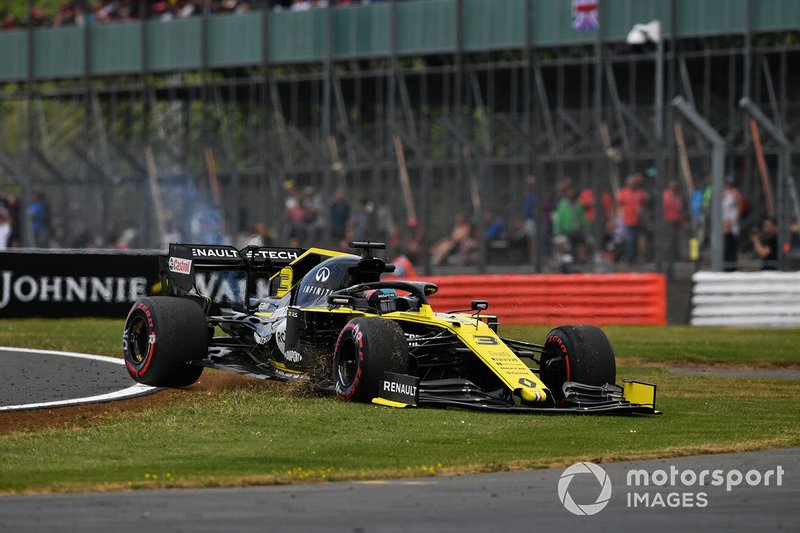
[0,347,155,411]
[0,448,797,532]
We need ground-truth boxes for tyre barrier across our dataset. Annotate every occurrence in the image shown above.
[418,273,667,325]
[691,271,800,327]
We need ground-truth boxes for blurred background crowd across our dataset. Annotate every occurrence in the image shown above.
[2,0,383,30]
[3,170,796,274]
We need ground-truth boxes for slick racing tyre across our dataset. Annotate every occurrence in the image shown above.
[123,296,207,387]
[539,324,616,402]
[333,317,410,402]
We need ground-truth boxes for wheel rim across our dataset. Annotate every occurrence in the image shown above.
[336,338,359,388]
[540,351,570,386]
[125,316,150,370]
[539,338,571,403]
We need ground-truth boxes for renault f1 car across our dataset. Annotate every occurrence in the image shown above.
[122,242,657,414]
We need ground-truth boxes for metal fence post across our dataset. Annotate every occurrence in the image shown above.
[671,96,725,271]
[740,97,797,270]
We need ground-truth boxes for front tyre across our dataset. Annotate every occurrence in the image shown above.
[123,297,207,387]
[333,317,410,402]
[539,324,616,402]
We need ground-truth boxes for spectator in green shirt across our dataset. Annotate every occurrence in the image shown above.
[553,186,589,263]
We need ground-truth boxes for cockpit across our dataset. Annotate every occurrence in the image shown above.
[295,255,383,308]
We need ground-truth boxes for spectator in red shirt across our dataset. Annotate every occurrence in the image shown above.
[616,173,648,263]
[2,13,21,29]
[662,179,684,263]
[578,188,613,225]
[578,187,614,252]
[28,6,49,27]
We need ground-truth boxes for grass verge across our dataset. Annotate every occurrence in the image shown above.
[0,319,122,356]
[0,319,799,493]
[3,319,800,367]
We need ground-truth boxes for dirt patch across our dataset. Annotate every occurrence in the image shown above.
[0,371,269,435]
[9,355,795,436]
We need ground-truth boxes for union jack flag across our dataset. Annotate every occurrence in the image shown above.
[572,0,599,32]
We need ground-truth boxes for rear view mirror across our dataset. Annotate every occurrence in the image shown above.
[471,300,489,311]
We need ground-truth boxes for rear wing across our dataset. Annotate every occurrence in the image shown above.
[160,243,305,299]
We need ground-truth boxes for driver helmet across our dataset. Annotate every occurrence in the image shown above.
[363,288,397,313]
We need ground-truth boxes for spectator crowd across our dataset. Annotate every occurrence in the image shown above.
[3,172,799,274]
[418,169,800,273]
[2,0,384,30]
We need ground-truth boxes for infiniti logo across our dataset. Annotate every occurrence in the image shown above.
[315,267,331,282]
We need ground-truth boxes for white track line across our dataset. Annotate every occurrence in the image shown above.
[0,346,158,411]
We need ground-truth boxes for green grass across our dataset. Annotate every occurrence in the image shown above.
[0,319,122,356]
[3,319,800,367]
[501,324,800,367]
[1,319,799,493]
[1,367,799,493]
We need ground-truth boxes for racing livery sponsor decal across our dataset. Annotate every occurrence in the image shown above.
[189,246,301,263]
[380,372,420,405]
[457,327,545,391]
[168,256,193,275]
[274,319,288,352]
[273,368,305,381]
[246,249,301,262]
[254,331,269,345]
[190,246,240,260]
[315,267,331,282]
[482,348,535,378]
[474,335,498,345]
[284,350,302,363]
[301,284,333,299]
[405,333,423,347]
[548,334,569,354]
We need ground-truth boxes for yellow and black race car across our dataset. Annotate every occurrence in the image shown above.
[123,242,657,414]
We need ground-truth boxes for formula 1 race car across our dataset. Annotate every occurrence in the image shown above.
[122,242,657,414]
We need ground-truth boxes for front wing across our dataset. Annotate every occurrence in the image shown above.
[375,375,659,415]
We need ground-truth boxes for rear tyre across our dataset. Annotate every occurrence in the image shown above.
[333,317,410,402]
[539,324,616,402]
[123,296,207,387]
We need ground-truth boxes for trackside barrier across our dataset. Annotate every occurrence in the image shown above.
[0,250,160,318]
[2,250,667,324]
[417,273,667,325]
[691,271,800,327]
